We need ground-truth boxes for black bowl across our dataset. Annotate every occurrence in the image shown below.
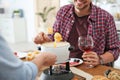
[40,68,74,80]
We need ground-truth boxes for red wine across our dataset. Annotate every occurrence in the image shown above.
[79,46,93,52]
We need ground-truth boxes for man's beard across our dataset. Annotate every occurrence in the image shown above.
[76,4,88,11]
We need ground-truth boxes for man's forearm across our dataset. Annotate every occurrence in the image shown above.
[100,52,114,64]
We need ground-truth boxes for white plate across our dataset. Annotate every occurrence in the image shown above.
[15,52,28,59]
[61,58,83,67]
[69,58,83,67]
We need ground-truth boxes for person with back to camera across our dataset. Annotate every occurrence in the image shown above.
[34,0,120,67]
[0,34,57,80]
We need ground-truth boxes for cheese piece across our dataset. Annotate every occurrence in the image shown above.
[54,32,63,42]
[53,32,63,48]
[47,27,53,34]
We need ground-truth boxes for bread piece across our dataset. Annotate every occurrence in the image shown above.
[72,74,86,80]
[33,50,40,57]
[92,75,109,80]
[26,52,34,61]
[26,51,40,61]
[26,55,34,61]
[108,70,120,80]
[47,27,53,34]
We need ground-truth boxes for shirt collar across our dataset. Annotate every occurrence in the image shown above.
[70,4,75,16]
[88,3,98,22]
[70,3,97,22]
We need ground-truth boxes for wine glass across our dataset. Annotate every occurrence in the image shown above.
[78,35,94,68]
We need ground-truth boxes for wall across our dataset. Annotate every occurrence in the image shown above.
[0,0,36,42]
[0,0,61,42]
[11,0,36,42]
[35,0,60,33]
[60,0,71,7]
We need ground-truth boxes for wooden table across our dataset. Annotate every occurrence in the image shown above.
[35,63,120,80]
[21,57,120,79]
[76,63,119,76]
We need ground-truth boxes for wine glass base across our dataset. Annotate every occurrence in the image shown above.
[86,64,94,68]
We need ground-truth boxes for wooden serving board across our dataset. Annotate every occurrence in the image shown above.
[72,73,86,80]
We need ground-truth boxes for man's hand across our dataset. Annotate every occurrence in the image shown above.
[34,32,51,44]
[32,52,57,71]
[82,51,100,67]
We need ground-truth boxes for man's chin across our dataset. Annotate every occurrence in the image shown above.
[75,5,88,11]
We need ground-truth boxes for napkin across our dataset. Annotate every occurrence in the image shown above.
[70,67,93,80]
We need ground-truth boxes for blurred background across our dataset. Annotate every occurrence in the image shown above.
[0,0,120,69]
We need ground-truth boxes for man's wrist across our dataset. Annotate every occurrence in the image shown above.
[99,55,104,65]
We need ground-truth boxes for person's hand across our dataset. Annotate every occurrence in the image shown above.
[32,52,57,71]
[34,32,51,44]
[82,51,100,67]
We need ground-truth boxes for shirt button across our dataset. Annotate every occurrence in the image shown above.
[67,31,69,34]
[72,20,74,23]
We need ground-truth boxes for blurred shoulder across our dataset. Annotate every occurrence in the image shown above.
[92,4,113,18]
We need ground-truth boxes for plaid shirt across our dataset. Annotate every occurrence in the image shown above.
[49,3,120,60]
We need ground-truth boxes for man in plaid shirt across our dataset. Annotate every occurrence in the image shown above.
[34,0,120,67]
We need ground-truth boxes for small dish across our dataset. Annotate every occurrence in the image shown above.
[14,52,28,59]
[61,58,83,67]
[69,58,83,67]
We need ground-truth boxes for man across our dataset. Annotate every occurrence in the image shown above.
[34,0,120,67]
[0,34,56,80]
